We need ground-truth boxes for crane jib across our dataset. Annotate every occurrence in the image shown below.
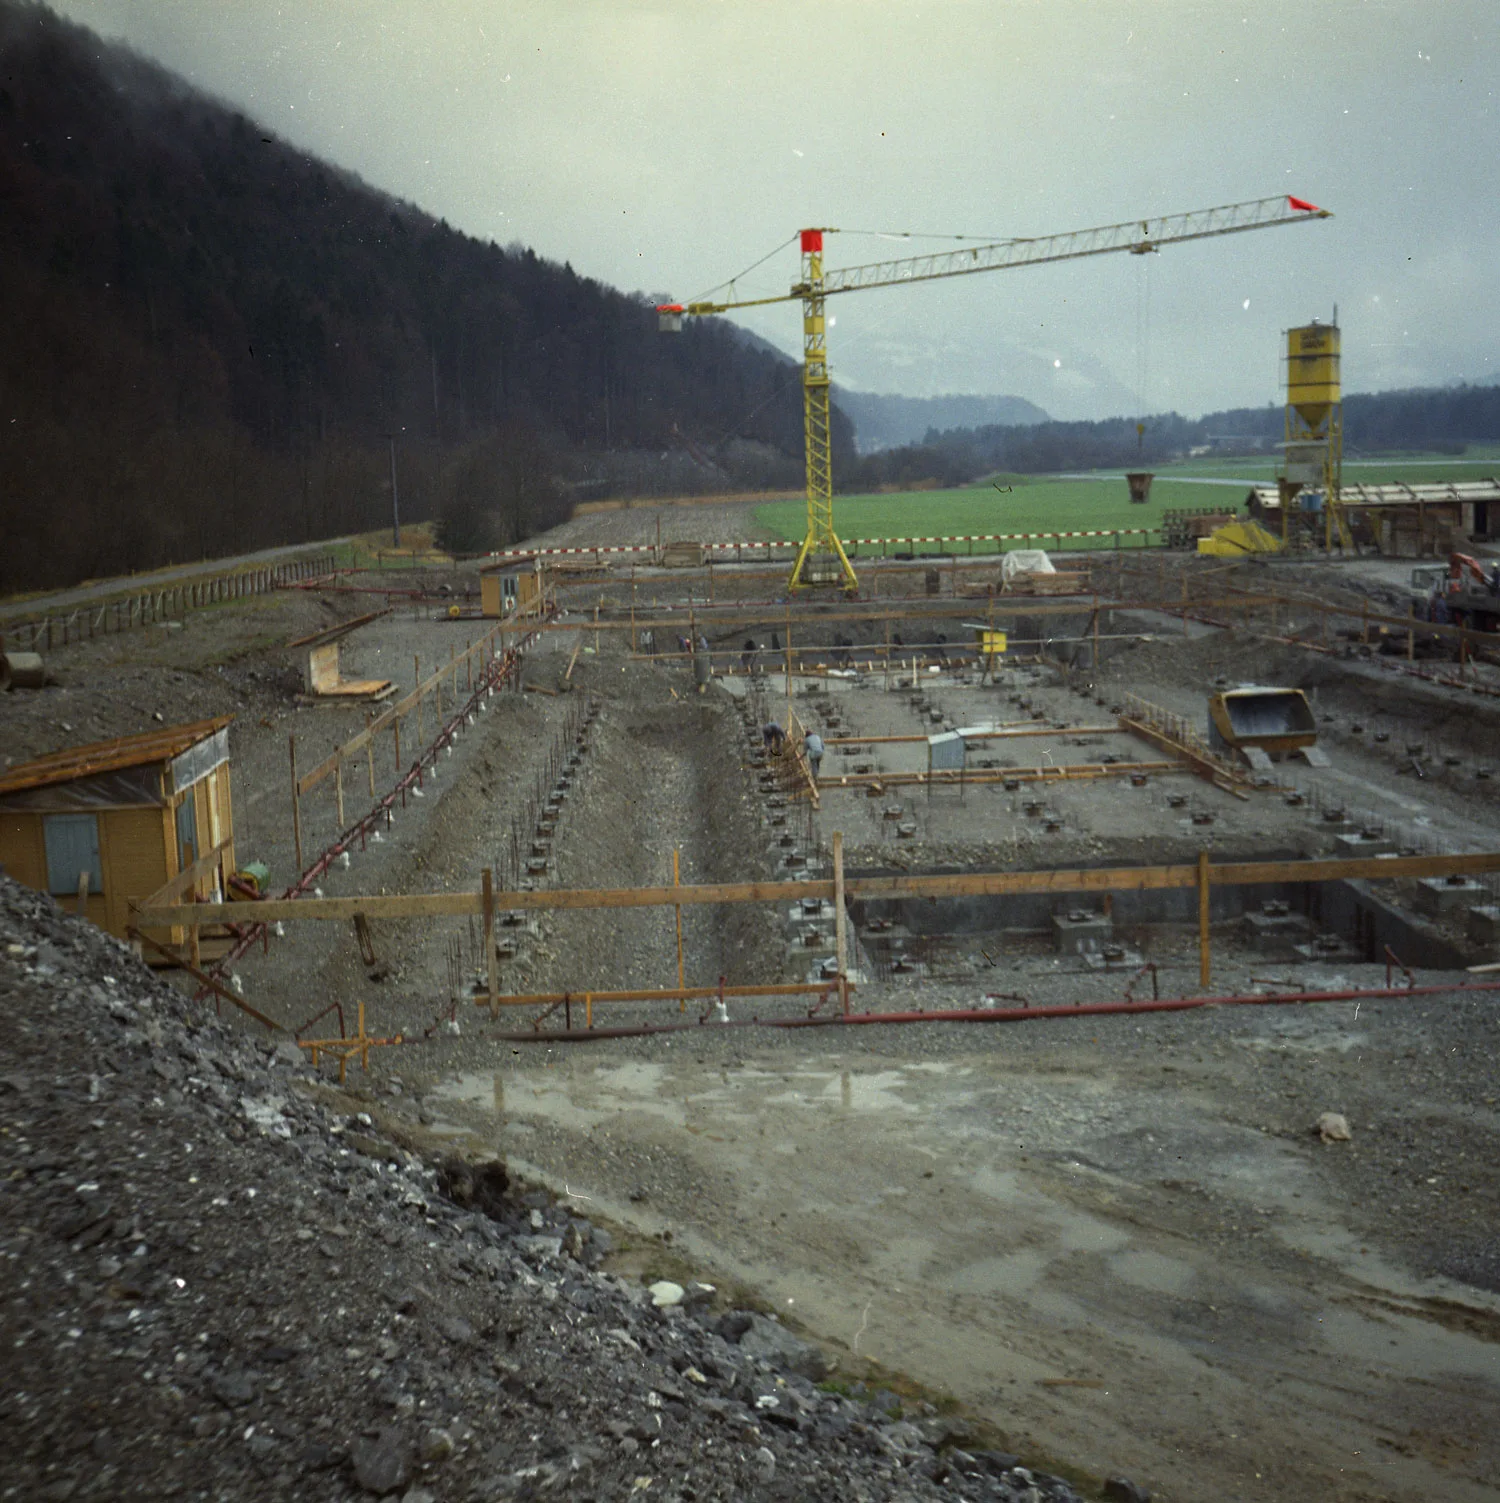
[667,195,1329,315]
[658,192,1330,595]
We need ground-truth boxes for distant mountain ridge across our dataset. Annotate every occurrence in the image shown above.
[833,389,1049,453]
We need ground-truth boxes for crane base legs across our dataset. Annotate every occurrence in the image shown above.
[789,535,859,594]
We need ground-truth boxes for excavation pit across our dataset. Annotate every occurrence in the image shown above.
[65,536,1500,1503]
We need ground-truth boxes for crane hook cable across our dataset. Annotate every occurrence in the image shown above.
[689,233,800,308]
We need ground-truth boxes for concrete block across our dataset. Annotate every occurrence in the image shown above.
[1053,908,1113,955]
[1413,876,1488,918]
[1333,833,1397,858]
[1293,933,1362,963]
[1466,905,1500,945]
[1242,907,1313,941]
[1081,944,1143,971]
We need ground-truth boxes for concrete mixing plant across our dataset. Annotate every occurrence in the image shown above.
[1282,319,1345,548]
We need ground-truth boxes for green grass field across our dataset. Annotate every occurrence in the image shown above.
[751,448,1500,553]
[753,477,1233,554]
[1146,444,1500,486]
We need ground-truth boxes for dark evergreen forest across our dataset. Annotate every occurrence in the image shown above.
[0,2,844,591]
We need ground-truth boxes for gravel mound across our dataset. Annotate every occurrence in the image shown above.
[0,876,1094,1503]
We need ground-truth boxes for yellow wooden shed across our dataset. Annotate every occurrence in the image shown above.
[479,555,543,619]
[0,716,234,942]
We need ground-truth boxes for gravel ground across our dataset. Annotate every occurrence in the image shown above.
[0,875,1104,1503]
[7,542,1500,1502]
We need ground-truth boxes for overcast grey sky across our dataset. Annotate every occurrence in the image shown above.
[51,0,1499,421]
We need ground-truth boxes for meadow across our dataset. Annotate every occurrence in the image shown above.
[754,476,1237,554]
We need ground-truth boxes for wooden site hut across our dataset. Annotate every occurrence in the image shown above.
[0,716,234,942]
[1246,480,1500,557]
[479,555,543,619]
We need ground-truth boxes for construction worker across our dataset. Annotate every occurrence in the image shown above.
[763,722,786,756]
[804,730,824,781]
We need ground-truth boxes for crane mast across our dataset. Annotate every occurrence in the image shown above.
[792,229,853,589]
[659,195,1331,593]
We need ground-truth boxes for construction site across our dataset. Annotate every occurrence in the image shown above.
[4,204,1500,1502]
[2,480,1499,1500]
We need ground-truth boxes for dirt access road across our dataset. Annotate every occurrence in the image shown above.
[0,538,346,620]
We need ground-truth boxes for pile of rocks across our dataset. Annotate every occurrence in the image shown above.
[0,874,1104,1501]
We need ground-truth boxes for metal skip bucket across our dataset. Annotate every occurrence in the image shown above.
[1209,687,1317,757]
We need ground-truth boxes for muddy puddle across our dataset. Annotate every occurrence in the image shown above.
[430,1050,1500,1501]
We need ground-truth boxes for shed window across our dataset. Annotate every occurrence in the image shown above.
[175,794,197,870]
[44,814,103,895]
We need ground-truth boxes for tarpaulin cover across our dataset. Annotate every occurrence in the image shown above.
[0,764,165,813]
[1001,550,1055,581]
[169,727,229,794]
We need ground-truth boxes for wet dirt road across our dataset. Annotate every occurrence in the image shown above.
[427,1016,1500,1503]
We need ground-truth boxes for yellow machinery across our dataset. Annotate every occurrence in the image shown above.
[659,196,1332,593]
[1283,320,1347,549]
[969,626,1009,678]
[1196,518,1284,556]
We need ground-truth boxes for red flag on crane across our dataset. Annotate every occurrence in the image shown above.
[1288,196,1322,213]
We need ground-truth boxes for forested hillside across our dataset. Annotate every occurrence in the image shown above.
[0,2,844,591]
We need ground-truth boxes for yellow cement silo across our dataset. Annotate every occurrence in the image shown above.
[1282,320,1345,548]
[1286,323,1340,433]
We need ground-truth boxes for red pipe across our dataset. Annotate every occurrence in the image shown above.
[484,980,1500,1042]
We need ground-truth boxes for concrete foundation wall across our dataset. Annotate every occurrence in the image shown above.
[848,857,1469,968]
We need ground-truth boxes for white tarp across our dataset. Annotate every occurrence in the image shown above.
[1001,549,1055,581]
[169,726,229,795]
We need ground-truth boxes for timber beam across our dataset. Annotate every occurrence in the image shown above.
[818,760,1185,790]
[134,849,1500,929]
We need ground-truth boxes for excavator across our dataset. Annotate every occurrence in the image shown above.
[1411,552,1500,634]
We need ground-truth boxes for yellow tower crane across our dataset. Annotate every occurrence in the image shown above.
[658,194,1331,594]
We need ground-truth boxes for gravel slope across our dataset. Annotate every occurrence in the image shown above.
[0,875,1103,1503]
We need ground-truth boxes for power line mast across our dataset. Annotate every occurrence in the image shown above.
[660,194,1332,594]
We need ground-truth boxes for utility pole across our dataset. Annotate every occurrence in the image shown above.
[388,433,402,548]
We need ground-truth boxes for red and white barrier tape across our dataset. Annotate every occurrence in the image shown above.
[483,528,1157,561]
